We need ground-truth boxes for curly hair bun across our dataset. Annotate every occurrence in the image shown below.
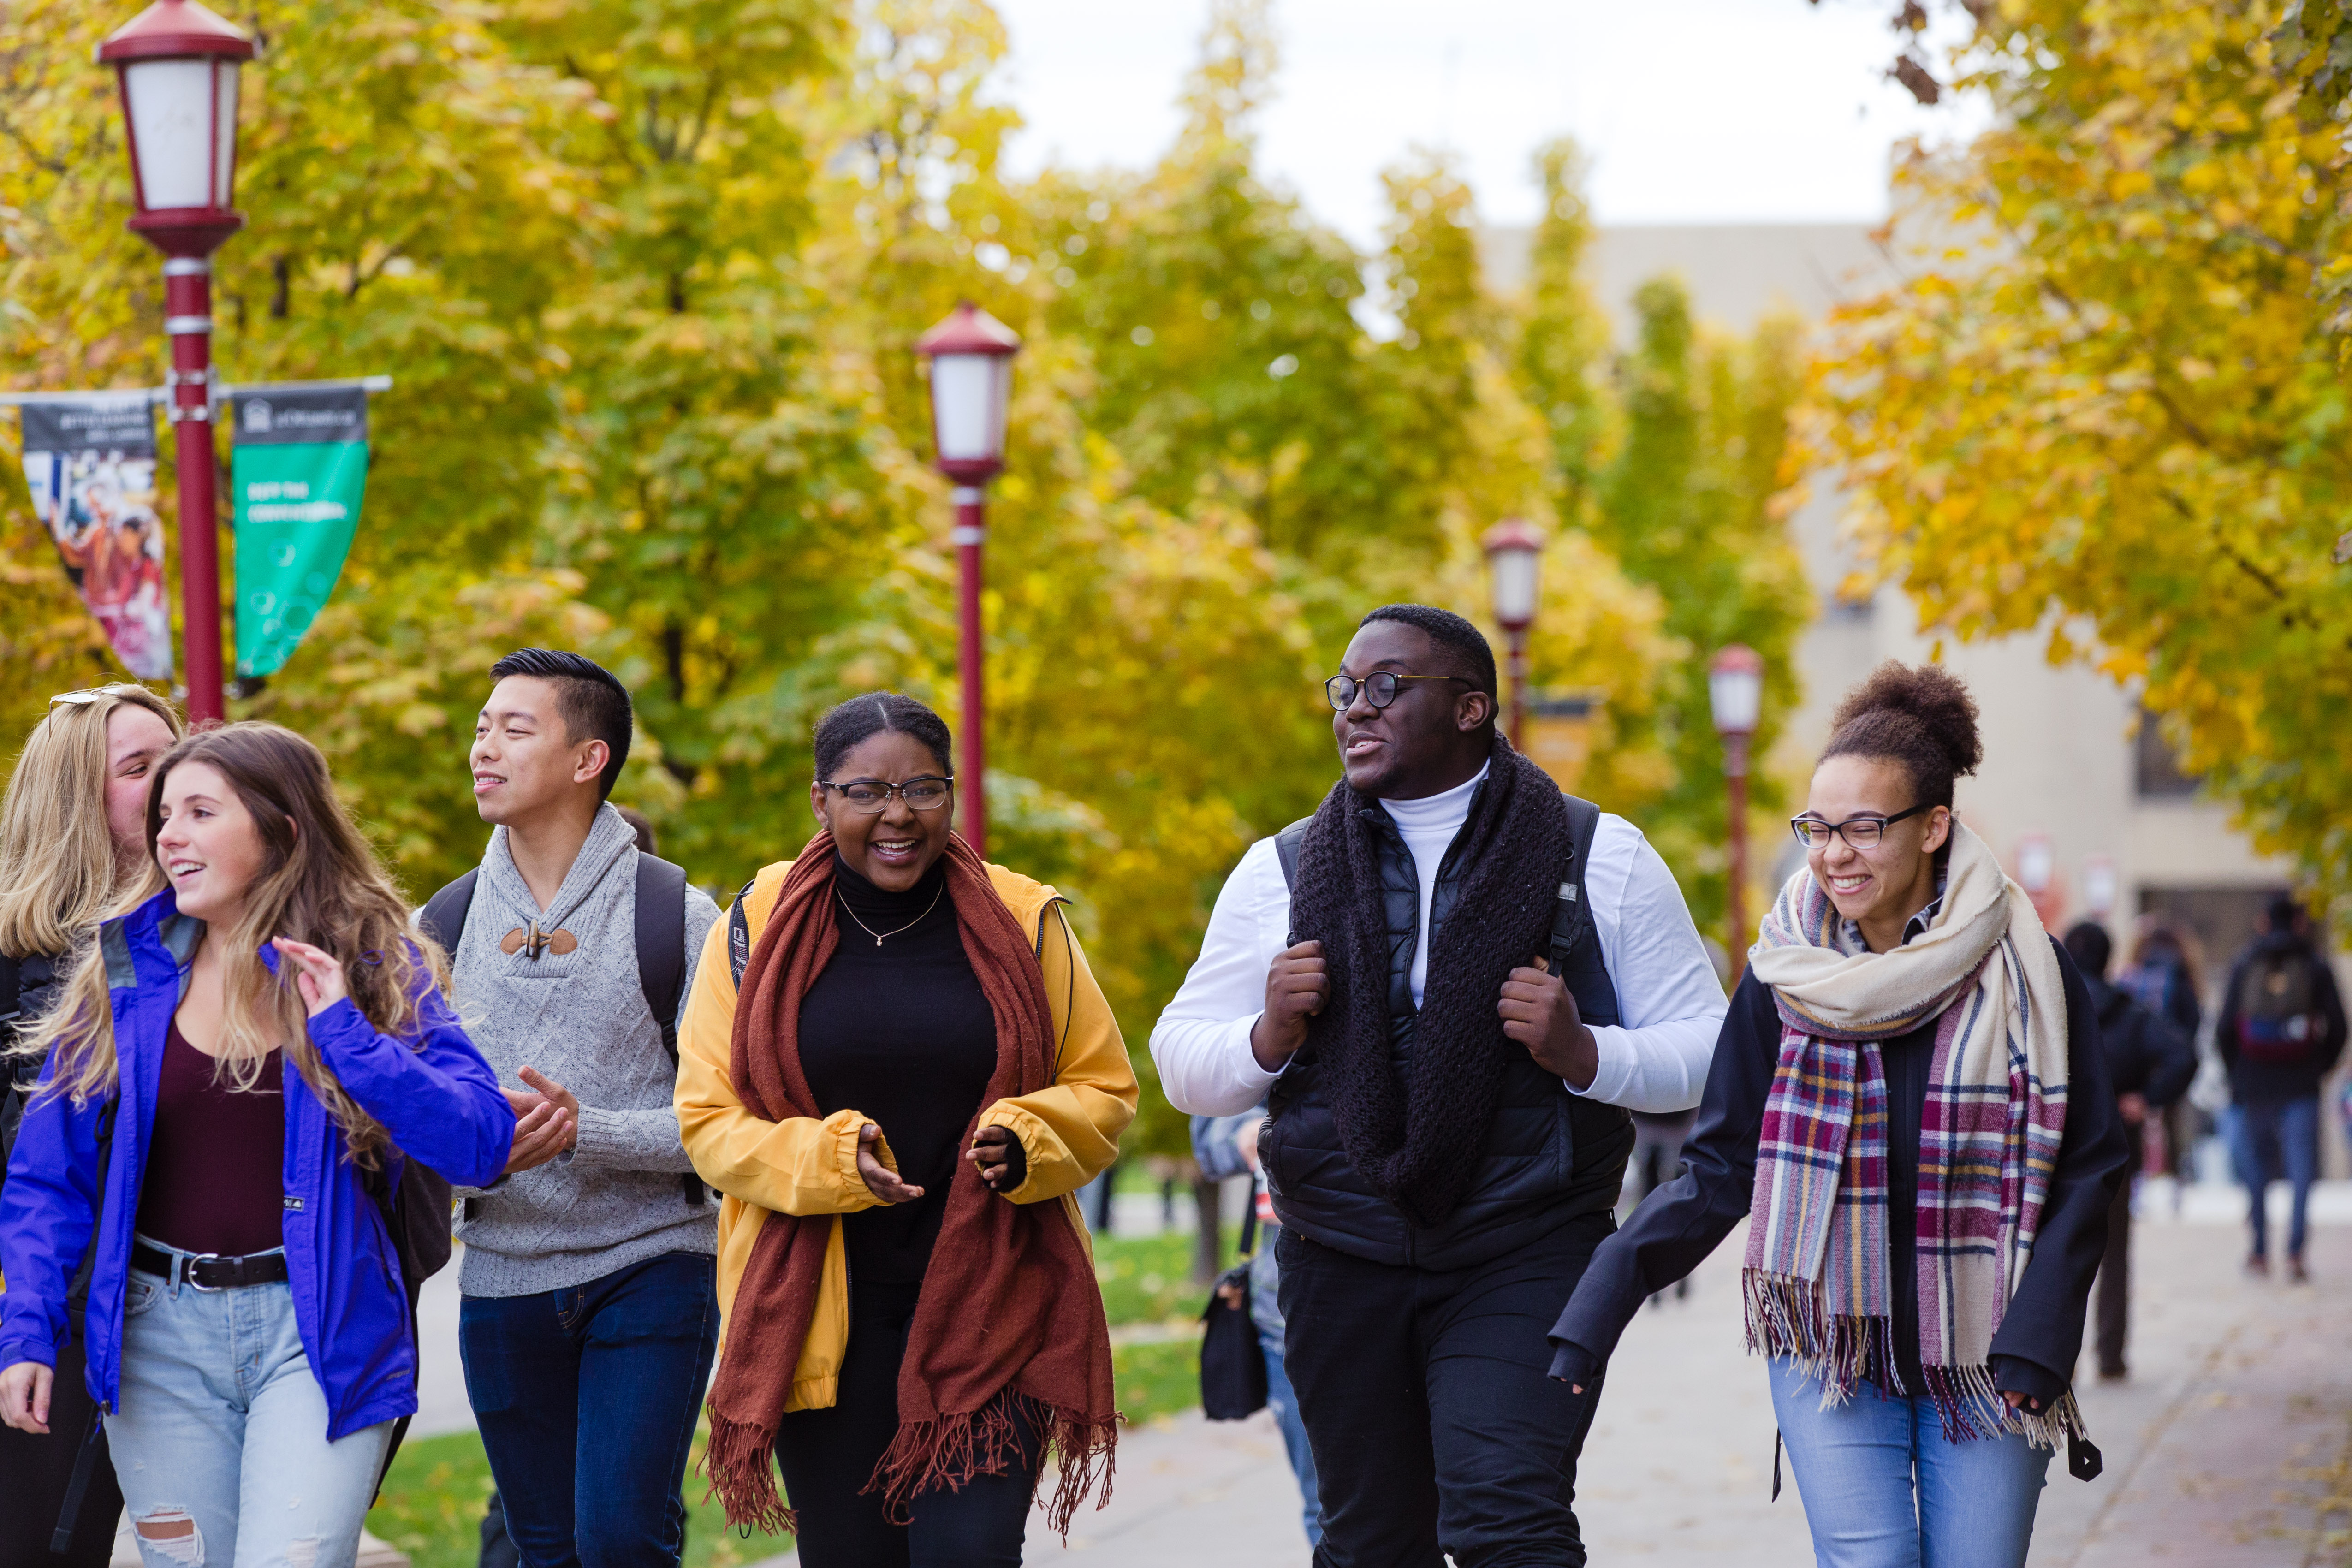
[1820,661,1983,808]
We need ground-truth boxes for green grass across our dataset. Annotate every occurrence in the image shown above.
[372,1426,785,1568]
[374,1229,1238,1566]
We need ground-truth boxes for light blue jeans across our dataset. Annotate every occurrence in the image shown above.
[2227,1097,2320,1259]
[107,1239,393,1568]
[1769,1358,2052,1568]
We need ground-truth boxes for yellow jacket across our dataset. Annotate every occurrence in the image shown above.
[675,856,1137,1412]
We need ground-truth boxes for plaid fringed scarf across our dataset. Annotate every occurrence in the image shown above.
[1743,822,2082,1449]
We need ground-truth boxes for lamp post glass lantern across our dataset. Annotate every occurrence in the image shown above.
[1481,519,1544,748]
[1709,643,1765,979]
[100,0,256,725]
[915,303,1021,858]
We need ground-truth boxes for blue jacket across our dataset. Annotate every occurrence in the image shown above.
[0,888,513,1439]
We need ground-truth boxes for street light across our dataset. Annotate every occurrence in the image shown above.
[1481,518,1544,749]
[915,301,1021,859]
[99,0,257,725]
[1709,643,1765,980]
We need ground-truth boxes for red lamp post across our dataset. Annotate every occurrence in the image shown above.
[98,0,256,725]
[1481,519,1544,749]
[915,302,1021,859]
[1709,644,1765,980]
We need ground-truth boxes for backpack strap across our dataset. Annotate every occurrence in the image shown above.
[1550,794,1621,1028]
[630,853,701,1208]
[417,870,479,957]
[727,878,757,991]
[1273,817,1313,892]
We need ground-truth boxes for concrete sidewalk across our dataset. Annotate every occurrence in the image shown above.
[1022,1206,2352,1566]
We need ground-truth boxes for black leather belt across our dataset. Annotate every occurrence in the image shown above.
[131,1242,289,1291]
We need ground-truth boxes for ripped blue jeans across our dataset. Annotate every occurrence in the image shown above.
[106,1240,393,1568]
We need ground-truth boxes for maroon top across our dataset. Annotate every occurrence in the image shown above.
[135,1020,286,1258]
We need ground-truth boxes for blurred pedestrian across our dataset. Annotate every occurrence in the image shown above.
[2062,921,2195,1382]
[0,723,512,1568]
[1550,664,2128,1568]
[0,684,180,1568]
[1193,1108,1322,1548]
[676,693,1135,1565]
[2118,919,2206,1187]
[1154,605,1723,1565]
[2216,896,2346,1282]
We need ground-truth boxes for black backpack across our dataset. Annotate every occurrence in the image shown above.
[418,852,705,1217]
[2235,944,2324,1064]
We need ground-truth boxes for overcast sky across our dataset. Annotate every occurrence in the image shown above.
[987,0,1989,247]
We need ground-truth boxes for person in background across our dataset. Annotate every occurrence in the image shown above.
[1153,605,1724,1566]
[2119,919,2206,1192]
[2061,921,2196,1383]
[445,649,722,1568]
[0,722,513,1568]
[1192,1108,1322,1548]
[2216,897,2346,1283]
[1550,663,2127,1568]
[676,692,1135,1566]
[0,684,181,1568]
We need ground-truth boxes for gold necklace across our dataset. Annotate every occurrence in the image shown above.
[836,881,943,946]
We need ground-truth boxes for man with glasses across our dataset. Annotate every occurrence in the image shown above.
[1152,604,1725,1565]
[431,649,722,1568]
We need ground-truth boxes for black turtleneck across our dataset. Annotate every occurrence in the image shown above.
[797,854,1000,1286]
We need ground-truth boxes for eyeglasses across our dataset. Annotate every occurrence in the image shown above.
[48,684,152,710]
[1324,672,1478,712]
[1790,803,1931,850]
[820,776,955,813]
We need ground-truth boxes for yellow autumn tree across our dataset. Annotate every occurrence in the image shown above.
[1814,0,2352,908]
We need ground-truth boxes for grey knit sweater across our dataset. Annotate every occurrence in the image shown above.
[450,804,721,1296]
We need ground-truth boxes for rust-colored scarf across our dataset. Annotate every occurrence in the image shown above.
[701,830,1118,1537]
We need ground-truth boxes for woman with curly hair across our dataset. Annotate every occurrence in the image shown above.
[0,722,516,1568]
[1549,663,2129,1568]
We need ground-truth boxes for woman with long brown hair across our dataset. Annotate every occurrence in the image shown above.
[0,683,182,1568]
[0,722,516,1568]
[676,692,1136,1566]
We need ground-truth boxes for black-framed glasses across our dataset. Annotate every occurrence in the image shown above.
[1324,671,1478,712]
[1790,803,1930,850]
[821,776,955,813]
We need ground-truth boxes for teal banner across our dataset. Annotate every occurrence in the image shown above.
[230,386,369,677]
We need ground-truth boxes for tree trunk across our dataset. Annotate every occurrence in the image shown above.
[1192,1175,1225,1286]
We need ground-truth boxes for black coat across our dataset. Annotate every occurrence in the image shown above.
[1265,794,1633,1271]
[2085,973,2196,1114]
[1548,937,2128,1409]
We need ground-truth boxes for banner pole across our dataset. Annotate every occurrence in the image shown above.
[164,257,223,724]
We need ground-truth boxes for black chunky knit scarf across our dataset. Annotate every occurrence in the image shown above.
[1286,733,1574,1228]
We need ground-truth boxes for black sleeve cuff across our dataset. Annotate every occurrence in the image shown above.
[1549,1339,1602,1387]
[998,1136,1029,1197]
[1988,1353,2066,1411]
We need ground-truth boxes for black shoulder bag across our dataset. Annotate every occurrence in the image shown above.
[1198,1187,1268,1420]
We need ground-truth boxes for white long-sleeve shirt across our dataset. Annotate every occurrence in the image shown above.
[1150,806,1728,1118]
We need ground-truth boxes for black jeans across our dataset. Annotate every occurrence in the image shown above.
[772,1282,1037,1568]
[1277,1213,1612,1568]
[460,1252,720,1568]
[0,1337,122,1568]
[2092,1146,2134,1377]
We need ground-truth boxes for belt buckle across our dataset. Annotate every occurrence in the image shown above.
[184,1252,226,1292]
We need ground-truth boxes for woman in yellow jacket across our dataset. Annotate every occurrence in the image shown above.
[675,693,1136,1568]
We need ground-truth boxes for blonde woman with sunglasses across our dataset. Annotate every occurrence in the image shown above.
[0,685,182,1568]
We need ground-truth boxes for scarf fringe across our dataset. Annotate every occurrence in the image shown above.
[701,1411,797,1536]
[1918,1366,2088,1451]
[1741,1271,1898,1402]
[868,1390,1120,1539]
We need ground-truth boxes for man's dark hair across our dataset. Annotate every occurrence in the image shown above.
[2062,921,2112,980]
[814,692,953,781]
[2267,895,2305,934]
[1359,604,1498,712]
[490,648,632,799]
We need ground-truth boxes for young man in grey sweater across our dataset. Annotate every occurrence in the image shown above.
[448,650,721,1568]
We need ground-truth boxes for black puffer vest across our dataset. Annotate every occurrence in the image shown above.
[1262,788,1634,1270]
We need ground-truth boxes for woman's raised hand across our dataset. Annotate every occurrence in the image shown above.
[856,1123,924,1205]
[271,937,348,1017]
[0,1360,53,1435]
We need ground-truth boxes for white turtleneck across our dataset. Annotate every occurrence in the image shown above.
[1378,762,1489,1007]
